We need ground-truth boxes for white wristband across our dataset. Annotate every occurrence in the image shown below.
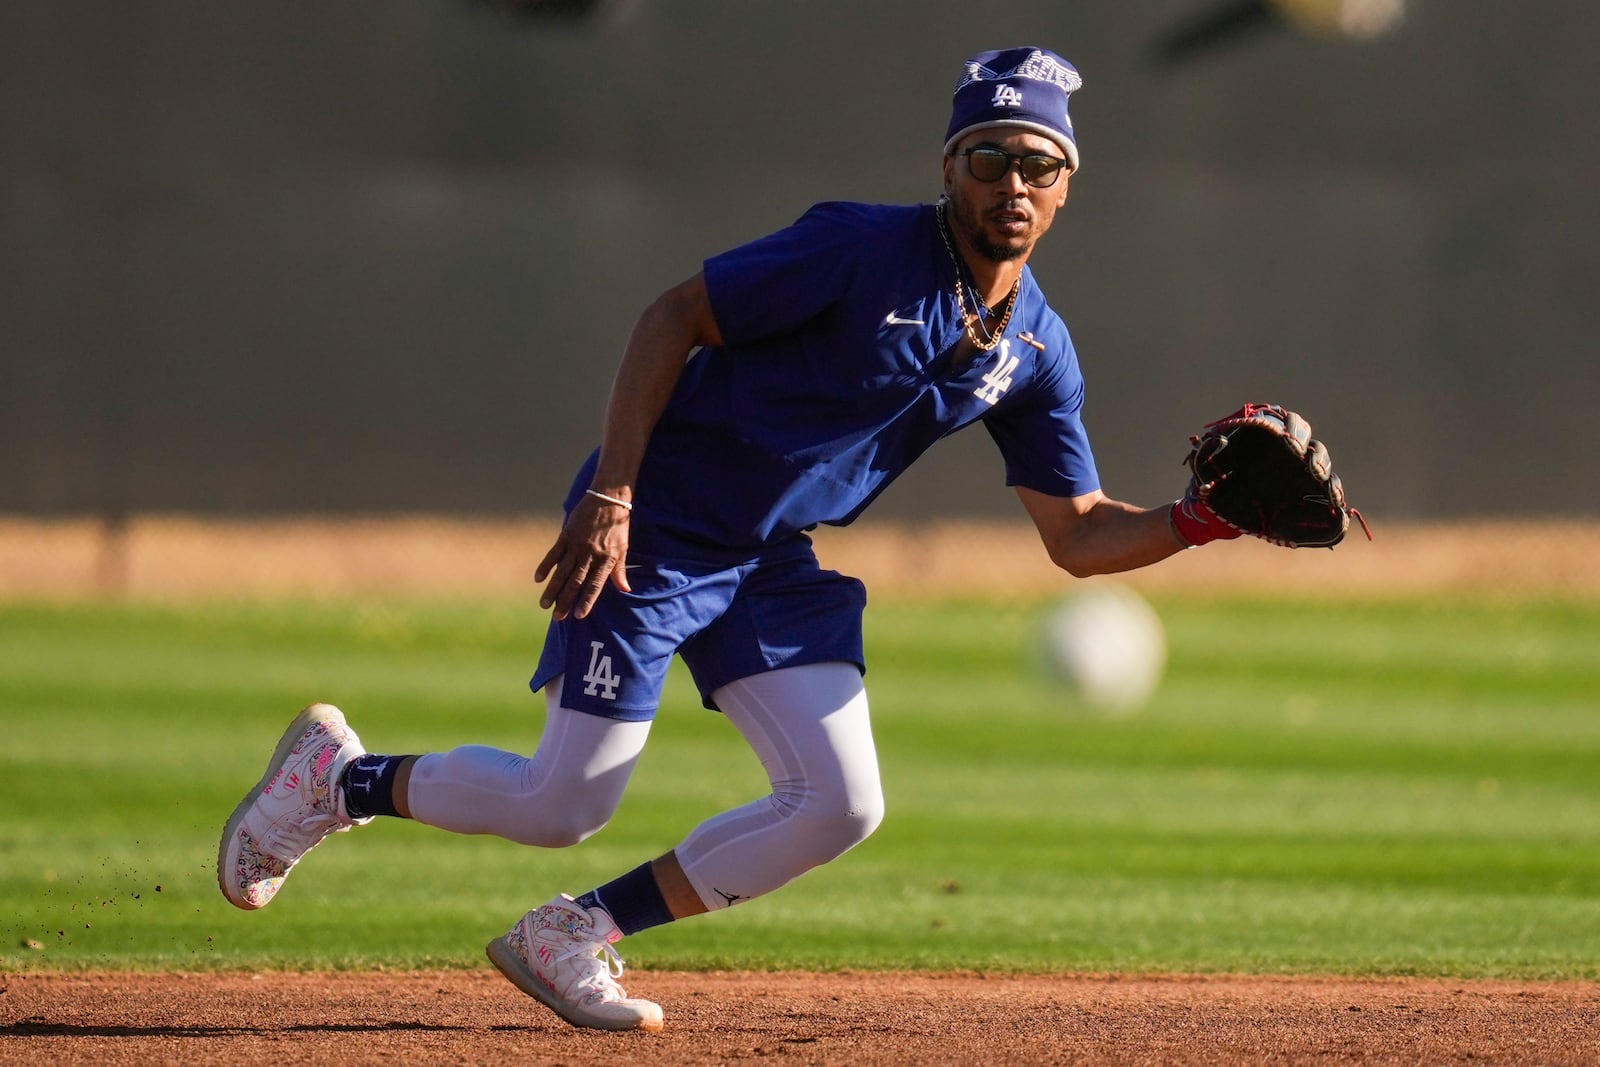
[584,488,633,511]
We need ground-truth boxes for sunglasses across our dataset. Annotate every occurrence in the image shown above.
[956,146,1070,188]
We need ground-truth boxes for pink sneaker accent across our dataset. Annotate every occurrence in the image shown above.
[487,894,664,1032]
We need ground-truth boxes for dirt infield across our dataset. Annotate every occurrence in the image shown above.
[4,970,1598,1065]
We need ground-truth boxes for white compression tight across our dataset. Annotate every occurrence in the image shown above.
[405,675,650,847]
[675,664,884,910]
[403,663,885,912]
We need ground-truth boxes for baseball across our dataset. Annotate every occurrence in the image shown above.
[1038,583,1168,715]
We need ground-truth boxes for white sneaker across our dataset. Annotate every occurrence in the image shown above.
[487,894,665,1032]
[217,703,370,910]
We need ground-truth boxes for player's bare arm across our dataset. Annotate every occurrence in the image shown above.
[1016,485,1187,577]
[537,272,724,621]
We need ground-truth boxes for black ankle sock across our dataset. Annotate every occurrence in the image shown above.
[576,862,675,936]
[340,754,414,819]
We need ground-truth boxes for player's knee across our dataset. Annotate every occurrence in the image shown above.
[843,786,886,847]
[829,801,884,858]
[791,782,885,863]
[846,776,887,838]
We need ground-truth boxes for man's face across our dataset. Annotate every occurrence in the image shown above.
[942,128,1073,264]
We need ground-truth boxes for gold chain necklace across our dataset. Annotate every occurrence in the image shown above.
[936,199,1020,353]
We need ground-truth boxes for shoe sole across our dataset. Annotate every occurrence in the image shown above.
[216,703,344,911]
[486,937,665,1033]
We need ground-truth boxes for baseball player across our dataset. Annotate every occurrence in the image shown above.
[219,46,1253,1032]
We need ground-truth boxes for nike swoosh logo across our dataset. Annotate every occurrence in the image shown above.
[884,312,925,326]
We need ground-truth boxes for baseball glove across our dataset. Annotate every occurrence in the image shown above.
[1178,402,1369,548]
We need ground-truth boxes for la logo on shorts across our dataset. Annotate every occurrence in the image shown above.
[583,640,621,700]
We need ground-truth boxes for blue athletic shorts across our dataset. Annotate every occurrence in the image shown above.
[529,539,867,721]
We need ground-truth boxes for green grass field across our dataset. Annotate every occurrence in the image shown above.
[2,592,1597,978]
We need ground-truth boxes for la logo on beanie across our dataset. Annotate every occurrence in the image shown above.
[992,85,1024,108]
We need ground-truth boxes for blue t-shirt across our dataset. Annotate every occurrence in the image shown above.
[568,201,1100,555]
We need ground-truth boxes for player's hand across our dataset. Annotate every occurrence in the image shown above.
[535,494,633,621]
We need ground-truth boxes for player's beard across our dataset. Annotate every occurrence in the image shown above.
[947,191,1034,263]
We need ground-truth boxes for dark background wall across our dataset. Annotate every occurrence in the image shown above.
[4,1,1596,522]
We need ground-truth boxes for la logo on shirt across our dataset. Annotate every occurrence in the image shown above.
[974,339,1019,406]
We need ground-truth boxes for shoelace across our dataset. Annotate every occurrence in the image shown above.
[256,763,344,854]
[554,938,629,996]
[293,809,344,835]
[259,810,342,857]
